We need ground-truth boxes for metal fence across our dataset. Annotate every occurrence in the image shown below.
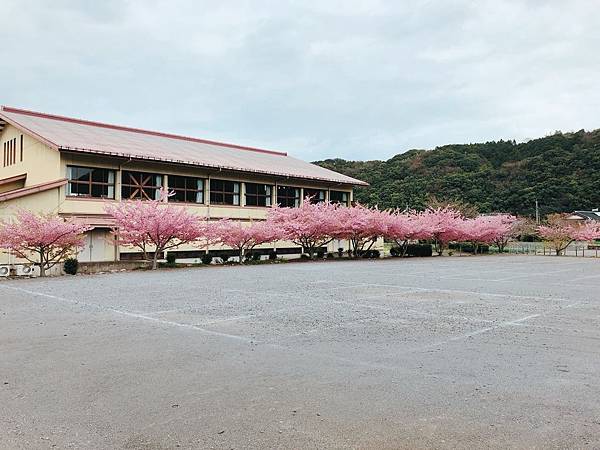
[504,242,600,258]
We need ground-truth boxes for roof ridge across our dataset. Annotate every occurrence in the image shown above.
[0,106,288,157]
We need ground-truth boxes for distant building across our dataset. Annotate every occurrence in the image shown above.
[566,209,600,222]
[0,106,368,264]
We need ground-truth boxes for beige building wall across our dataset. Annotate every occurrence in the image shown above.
[0,124,61,187]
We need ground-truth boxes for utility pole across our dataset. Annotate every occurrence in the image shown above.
[535,199,540,224]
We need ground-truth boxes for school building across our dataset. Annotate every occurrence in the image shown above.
[0,106,368,264]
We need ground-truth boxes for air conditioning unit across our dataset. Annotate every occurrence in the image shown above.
[0,265,10,277]
[15,264,40,277]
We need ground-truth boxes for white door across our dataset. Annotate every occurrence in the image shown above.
[78,229,111,262]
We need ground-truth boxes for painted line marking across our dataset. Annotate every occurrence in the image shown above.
[310,280,573,303]
[0,285,253,343]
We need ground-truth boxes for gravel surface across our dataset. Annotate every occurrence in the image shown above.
[1,255,599,449]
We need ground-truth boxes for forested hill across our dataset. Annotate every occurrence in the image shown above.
[315,129,600,217]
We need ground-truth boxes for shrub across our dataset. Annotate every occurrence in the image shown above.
[300,253,310,260]
[268,250,277,260]
[252,252,261,261]
[201,253,213,265]
[337,247,344,258]
[63,258,79,275]
[326,252,335,259]
[361,249,380,259]
[405,244,433,257]
[389,247,400,257]
[316,249,325,259]
[448,243,489,254]
[166,253,177,266]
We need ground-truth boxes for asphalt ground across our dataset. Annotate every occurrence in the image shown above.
[1,255,599,449]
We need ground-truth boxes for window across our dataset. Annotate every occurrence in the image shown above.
[121,171,163,200]
[304,188,326,204]
[168,175,204,204]
[330,190,349,206]
[277,185,301,207]
[20,135,23,162]
[67,166,116,199]
[245,183,272,207]
[210,179,240,205]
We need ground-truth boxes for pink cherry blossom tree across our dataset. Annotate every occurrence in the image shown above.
[105,191,207,269]
[332,205,388,257]
[572,221,600,241]
[386,210,435,256]
[488,215,520,252]
[419,207,464,256]
[536,213,596,256]
[457,214,518,253]
[212,219,281,263]
[537,225,577,256]
[267,199,339,258]
[0,210,90,276]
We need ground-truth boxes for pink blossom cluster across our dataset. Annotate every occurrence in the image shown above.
[538,220,600,255]
[3,194,599,274]
[0,210,90,276]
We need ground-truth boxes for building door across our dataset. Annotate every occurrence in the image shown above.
[79,229,111,262]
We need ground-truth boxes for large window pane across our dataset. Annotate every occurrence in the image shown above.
[168,175,204,204]
[210,179,240,205]
[330,190,349,206]
[245,183,272,207]
[304,188,326,204]
[276,185,301,207]
[67,166,115,199]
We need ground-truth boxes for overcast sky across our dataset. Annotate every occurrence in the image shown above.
[1,0,599,161]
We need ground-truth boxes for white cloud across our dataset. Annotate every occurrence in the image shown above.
[1,0,598,161]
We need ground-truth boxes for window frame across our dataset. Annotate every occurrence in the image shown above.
[245,182,273,207]
[276,185,301,208]
[304,188,327,204]
[121,170,163,201]
[329,190,350,206]
[167,175,205,204]
[209,178,241,206]
[66,165,116,199]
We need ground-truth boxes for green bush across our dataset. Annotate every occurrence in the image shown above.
[300,253,310,260]
[389,247,400,257]
[405,244,433,257]
[337,247,344,257]
[326,252,335,259]
[268,250,277,260]
[361,249,380,259]
[63,258,79,275]
[316,249,325,259]
[201,253,213,265]
[449,243,489,254]
[166,253,177,266]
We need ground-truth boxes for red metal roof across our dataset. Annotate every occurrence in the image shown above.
[0,106,367,186]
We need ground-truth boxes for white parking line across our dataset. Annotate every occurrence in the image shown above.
[310,280,572,303]
[418,313,541,351]
[0,285,253,343]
